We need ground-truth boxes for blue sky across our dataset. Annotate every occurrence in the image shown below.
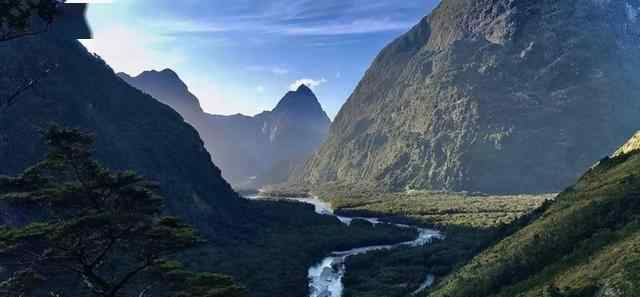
[79,0,439,118]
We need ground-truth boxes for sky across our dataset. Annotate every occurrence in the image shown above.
[78,0,439,118]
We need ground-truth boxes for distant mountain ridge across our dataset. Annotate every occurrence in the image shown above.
[297,0,640,194]
[119,71,331,188]
[119,69,204,117]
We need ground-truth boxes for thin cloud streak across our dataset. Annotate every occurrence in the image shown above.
[151,17,416,37]
[281,19,415,36]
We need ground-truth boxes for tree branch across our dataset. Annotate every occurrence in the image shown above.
[137,283,155,297]
[88,236,116,269]
[107,260,154,297]
[0,29,48,43]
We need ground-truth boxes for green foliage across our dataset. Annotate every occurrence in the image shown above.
[155,261,247,297]
[426,151,640,297]
[186,198,418,297]
[310,185,550,230]
[0,0,60,41]
[0,126,244,297]
[259,185,549,297]
[282,184,550,296]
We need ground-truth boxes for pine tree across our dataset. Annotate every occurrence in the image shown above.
[0,125,245,297]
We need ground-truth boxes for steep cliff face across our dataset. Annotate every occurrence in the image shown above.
[0,34,240,230]
[252,85,332,186]
[207,85,331,187]
[299,0,640,194]
[120,70,331,188]
[613,131,640,157]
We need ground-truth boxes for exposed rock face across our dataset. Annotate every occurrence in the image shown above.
[207,85,331,188]
[299,0,640,194]
[613,131,640,157]
[249,85,332,186]
[0,34,240,230]
[120,71,331,188]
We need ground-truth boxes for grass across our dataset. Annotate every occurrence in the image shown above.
[261,179,553,297]
[178,198,417,297]
[426,151,640,297]
[258,185,551,297]
[312,188,551,230]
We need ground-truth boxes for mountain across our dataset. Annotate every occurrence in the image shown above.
[248,85,332,186]
[0,33,406,297]
[613,131,640,157]
[427,131,640,297]
[0,34,240,233]
[118,69,204,121]
[119,71,331,189]
[298,0,640,194]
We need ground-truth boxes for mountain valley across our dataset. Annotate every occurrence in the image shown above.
[119,71,331,189]
[2,0,640,297]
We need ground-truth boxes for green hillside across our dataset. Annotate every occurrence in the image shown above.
[427,150,640,297]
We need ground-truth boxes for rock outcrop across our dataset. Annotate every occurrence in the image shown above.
[613,131,640,157]
[298,0,640,194]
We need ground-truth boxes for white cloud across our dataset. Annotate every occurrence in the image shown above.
[289,78,327,91]
[256,85,265,93]
[80,25,184,75]
[282,18,414,36]
[155,16,414,37]
[150,20,228,34]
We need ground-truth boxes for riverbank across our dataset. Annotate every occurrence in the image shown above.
[258,186,552,296]
[247,194,444,297]
[260,185,552,230]
[182,196,417,297]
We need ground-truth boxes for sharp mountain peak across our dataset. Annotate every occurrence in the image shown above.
[273,84,327,118]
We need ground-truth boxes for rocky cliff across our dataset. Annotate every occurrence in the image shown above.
[120,71,331,188]
[613,131,640,157]
[299,0,640,194]
[0,34,240,232]
[250,85,332,186]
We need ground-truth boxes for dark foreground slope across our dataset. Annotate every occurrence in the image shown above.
[427,134,640,297]
[120,70,331,188]
[0,34,240,233]
[299,0,640,194]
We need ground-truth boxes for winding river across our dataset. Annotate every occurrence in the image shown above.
[245,195,444,297]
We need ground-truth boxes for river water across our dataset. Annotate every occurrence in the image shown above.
[245,195,444,297]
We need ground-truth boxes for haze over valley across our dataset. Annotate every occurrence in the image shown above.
[1,1,640,297]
